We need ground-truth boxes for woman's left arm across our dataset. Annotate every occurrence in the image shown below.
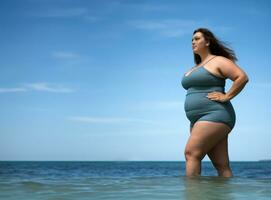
[207,57,249,102]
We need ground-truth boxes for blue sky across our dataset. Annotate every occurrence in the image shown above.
[1,0,270,161]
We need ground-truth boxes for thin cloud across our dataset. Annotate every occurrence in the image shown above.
[25,83,74,93]
[29,7,100,22]
[68,116,155,124]
[128,19,197,38]
[85,16,100,22]
[52,51,80,60]
[0,87,27,93]
[0,83,74,94]
[51,51,88,66]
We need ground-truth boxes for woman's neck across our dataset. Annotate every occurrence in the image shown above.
[199,51,212,64]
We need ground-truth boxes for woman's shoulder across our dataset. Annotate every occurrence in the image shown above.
[216,56,233,62]
[215,55,235,65]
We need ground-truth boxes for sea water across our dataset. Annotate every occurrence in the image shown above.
[0,161,270,200]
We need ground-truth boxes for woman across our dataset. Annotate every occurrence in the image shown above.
[181,28,249,177]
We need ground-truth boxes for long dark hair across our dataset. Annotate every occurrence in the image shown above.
[193,28,237,65]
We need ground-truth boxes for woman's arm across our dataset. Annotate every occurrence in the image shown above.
[207,56,249,102]
[225,75,249,101]
[219,56,249,100]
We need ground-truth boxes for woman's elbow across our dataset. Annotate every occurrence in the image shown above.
[242,74,249,83]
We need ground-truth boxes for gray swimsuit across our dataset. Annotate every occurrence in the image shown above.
[181,66,236,130]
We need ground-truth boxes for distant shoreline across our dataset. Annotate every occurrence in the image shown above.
[258,159,271,162]
[1,160,271,162]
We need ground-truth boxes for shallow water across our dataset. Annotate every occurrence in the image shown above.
[0,161,270,200]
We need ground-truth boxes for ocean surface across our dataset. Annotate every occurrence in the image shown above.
[0,161,271,200]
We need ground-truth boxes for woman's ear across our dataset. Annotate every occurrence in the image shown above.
[206,40,210,46]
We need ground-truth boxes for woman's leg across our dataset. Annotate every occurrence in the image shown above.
[207,135,233,177]
[184,121,231,176]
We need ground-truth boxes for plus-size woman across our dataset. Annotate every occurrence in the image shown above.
[181,28,249,177]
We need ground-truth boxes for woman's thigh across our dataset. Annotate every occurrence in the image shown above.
[207,135,230,167]
[185,121,231,158]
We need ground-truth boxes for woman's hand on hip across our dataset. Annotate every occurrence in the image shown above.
[206,92,230,102]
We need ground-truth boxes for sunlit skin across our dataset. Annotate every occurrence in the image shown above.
[184,31,249,177]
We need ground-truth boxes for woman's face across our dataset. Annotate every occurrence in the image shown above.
[192,32,209,54]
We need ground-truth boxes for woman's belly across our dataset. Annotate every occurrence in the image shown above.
[184,92,236,128]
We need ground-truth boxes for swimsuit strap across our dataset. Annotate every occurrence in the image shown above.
[185,55,217,77]
[194,55,217,68]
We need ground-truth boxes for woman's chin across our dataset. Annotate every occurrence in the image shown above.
[193,50,199,54]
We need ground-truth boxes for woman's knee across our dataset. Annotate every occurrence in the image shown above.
[184,147,205,161]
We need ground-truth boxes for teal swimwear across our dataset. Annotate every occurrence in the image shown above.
[181,66,236,130]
